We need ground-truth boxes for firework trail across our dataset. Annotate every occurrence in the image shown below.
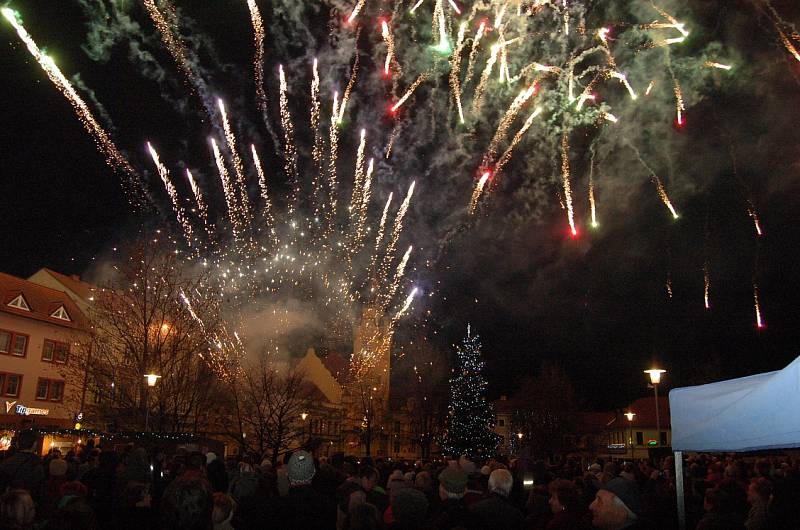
[381,20,397,77]
[186,169,211,241]
[379,181,416,283]
[278,65,300,214]
[494,107,543,177]
[391,73,428,113]
[338,45,360,124]
[433,0,449,52]
[370,193,394,273]
[464,21,487,88]
[561,134,578,237]
[381,245,413,310]
[665,51,686,126]
[631,146,680,219]
[218,99,253,228]
[310,59,325,215]
[588,148,598,228]
[394,287,419,320]
[1,8,144,203]
[703,262,711,309]
[246,0,267,113]
[472,44,501,114]
[142,0,194,83]
[469,171,491,214]
[666,274,673,298]
[450,22,468,124]
[211,138,242,242]
[357,159,375,244]
[729,143,764,237]
[326,93,342,233]
[147,143,194,246]
[484,84,538,168]
[754,283,765,328]
[349,129,368,228]
[347,0,368,24]
[250,145,276,239]
[246,0,279,146]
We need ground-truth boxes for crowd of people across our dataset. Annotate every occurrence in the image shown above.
[1,429,800,529]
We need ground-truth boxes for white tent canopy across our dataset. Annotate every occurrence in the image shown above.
[669,355,800,452]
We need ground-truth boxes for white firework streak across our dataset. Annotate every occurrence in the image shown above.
[278,66,300,215]
[211,138,242,241]
[218,99,253,228]
[147,143,194,246]
[1,9,143,201]
[379,181,416,282]
[494,107,543,176]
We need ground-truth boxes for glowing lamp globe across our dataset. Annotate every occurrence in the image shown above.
[644,369,666,384]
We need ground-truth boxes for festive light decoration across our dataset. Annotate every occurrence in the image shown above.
[439,325,501,458]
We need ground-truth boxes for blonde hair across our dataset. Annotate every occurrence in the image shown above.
[212,492,237,525]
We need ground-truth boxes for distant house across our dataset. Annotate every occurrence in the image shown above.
[0,270,90,448]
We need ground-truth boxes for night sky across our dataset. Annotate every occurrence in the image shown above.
[2,0,800,410]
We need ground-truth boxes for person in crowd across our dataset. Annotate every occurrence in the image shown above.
[160,476,213,530]
[206,453,228,494]
[337,464,387,529]
[42,457,68,517]
[211,492,236,530]
[695,487,744,530]
[269,449,336,530]
[589,476,650,529]
[0,431,45,503]
[82,449,118,526]
[388,488,430,530]
[47,494,98,530]
[0,489,36,530]
[470,468,523,530]
[545,478,590,530]
[115,480,156,529]
[744,477,771,530]
[429,466,478,530]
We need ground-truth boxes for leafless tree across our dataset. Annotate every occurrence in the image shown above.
[229,358,310,464]
[68,237,222,433]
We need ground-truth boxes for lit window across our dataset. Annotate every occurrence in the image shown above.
[42,340,55,361]
[4,374,21,397]
[7,295,30,311]
[50,306,71,321]
[12,335,27,357]
[50,381,64,402]
[55,343,68,363]
[36,379,49,400]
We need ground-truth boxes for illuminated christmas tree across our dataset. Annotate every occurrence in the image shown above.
[440,325,500,459]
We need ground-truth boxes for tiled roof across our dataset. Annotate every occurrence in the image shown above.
[36,268,96,302]
[0,271,88,330]
[321,350,350,384]
[623,396,671,428]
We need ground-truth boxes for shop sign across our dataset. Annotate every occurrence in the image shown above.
[5,401,50,416]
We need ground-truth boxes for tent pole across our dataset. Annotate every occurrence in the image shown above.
[674,450,685,530]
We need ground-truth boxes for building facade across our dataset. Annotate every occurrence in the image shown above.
[0,271,89,447]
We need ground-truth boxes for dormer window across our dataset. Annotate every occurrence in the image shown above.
[50,306,71,321]
[7,295,30,311]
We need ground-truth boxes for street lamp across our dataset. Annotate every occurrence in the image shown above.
[644,369,666,447]
[144,373,161,432]
[624,412,636,459]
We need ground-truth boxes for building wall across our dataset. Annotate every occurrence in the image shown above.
[0,310,84,426]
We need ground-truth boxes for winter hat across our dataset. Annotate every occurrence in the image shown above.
[438,467,468,494]
[49,458,68,477]
[287,450,316,484]
[601,477,643,516]
[480,465,491,476]
[458,456,476,476]
[392,488,429,526]
[206,452,217,464]
[403,471,415,482]
[588,463,602,473]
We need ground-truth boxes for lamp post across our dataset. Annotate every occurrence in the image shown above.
[644,369,666,447]
[624,411,636,459]
[144,373,161,432]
